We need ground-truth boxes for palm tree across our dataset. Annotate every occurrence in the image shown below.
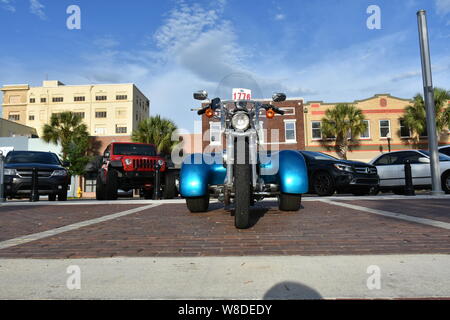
[403,88,450,140]
[42,112,89,160]
[320,103,367,160]
[132,115,179,155]
[42,112,90,177]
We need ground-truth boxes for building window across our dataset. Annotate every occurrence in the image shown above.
[40,97,46,103]
[311,121,322,140]
[29,98,35,103]
[116,95,127,100]
[8,113,20,121]
[95,111,107,118]
[210,122,221,145]
[379,120,390,138]
[74,96,85,102]
[74,112,85,119]
[52,97,64,103]
[9,95,21,104]
[116,125,127,134]
[94,127,106,135]
[284,120,296,142]
[84,178,96,193]
[96,95,107,101]
[29,114,35,121]
[360,120,370,139]
[399,119,411,138]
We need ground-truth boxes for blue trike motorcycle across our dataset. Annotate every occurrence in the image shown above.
[180,90,308,229]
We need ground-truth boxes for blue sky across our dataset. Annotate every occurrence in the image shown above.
[0,0,449,132]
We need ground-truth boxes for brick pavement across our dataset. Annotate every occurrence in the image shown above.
[0,200,448,258]
[0,204,145,241]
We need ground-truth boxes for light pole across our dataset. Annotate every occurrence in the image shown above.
[417,10,443,195]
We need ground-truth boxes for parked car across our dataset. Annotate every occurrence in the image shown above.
[95,142,178,200]
[297,151,379,196]
[439,145,450,157]
[370,150,450,194]
[3,151,70,201]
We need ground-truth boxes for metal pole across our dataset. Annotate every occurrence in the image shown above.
[0,151,5,203]
[417,10,443,195]
[404,160,415,196]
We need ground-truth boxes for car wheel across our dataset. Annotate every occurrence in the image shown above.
[312,171,335,196]
[163,171,178,199]
[48,194,57,201]
[369,186,380,196]
[442,171,450,194]
[105,169,118,200]
[278,193,302,211]
[95,173,106,200]
[58,187,68,201]
[186,195,210,212]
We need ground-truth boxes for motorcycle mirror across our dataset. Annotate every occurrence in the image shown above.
[272,93,286,102]
[193,90,208,100]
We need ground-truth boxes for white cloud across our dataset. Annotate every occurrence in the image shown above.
[29,0,46,20]
[274,13,285,21]
[0,0,15,12]
[436,0,450,15]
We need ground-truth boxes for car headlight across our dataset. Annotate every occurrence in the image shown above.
[4,168,17,176]
[231,112,250,131]
[334,164,353,172]
[124,158,132,166]
[51,170,67,176]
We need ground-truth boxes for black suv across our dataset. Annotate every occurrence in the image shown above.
[298,151,379,196]
[3,151,70,201]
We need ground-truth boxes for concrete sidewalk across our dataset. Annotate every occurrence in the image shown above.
[1,254,449,299]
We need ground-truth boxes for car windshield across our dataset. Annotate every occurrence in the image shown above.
[114,144,156,156]
[302,151,338,161]
[5,152,60,165]
[419,150,450,161]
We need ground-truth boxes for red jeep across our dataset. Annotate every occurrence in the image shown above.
[95,142,178,200]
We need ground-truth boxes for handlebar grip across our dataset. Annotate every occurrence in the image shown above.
[197,108,207,115]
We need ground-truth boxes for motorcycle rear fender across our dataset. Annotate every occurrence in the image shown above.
[180,153,226,198]
[276,150,308,194]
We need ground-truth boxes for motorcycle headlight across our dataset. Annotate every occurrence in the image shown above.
[51,170,67,176]
[231,112,250,131]
[334,164,353,172]
[4,169,17,176]
[157,159,164,166]
[124,158,132,166]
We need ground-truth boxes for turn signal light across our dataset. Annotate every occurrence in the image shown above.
[266,108,275,119]
[205,108,214,118]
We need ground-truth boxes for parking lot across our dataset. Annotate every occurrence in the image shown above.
[0,194,449,299]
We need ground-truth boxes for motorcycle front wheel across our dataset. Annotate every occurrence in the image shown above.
[234,137,251,229]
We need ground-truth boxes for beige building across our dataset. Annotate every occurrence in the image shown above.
[304,94,450,162]
[0,118,38,137]
[1,80,149,137]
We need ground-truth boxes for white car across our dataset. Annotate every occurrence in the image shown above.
[370,150,450,194]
